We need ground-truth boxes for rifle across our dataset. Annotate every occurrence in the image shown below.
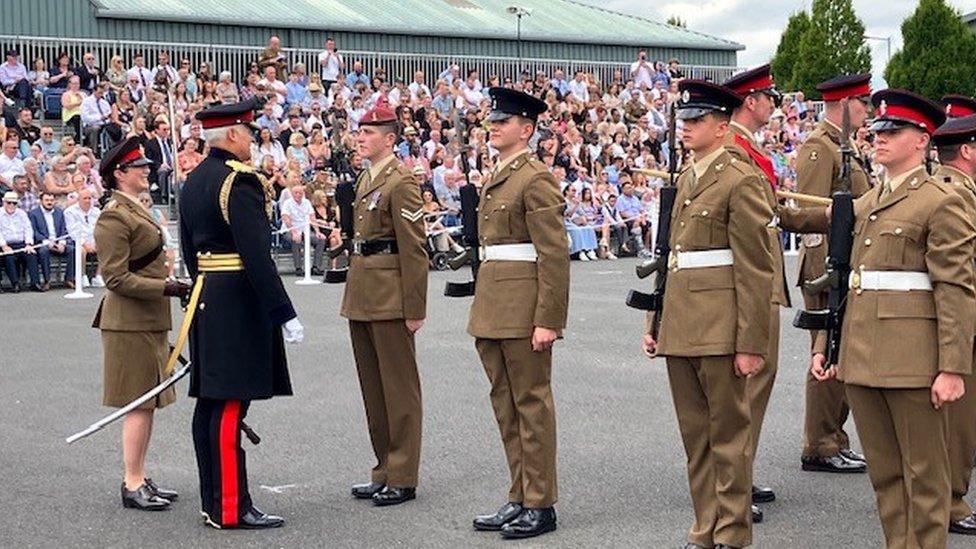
[626,101,678,342]
[445,108,480,297]
[323,178,356,283]
[792,99,855,368]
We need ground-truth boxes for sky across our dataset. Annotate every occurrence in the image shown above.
[578,0,976,84]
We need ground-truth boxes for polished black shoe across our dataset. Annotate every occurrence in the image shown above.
[752,484,775,504]
[500,507,557,539]
[839,448,867,463]
[144,478,178,501]
[372,486,416,506]
[801,454,866,473]
[11,283,20,293]
[121,483,171,511]
[203,506,284,529]
[950,514,976,535]
[752,504,763,524]
[311,266,324,276]
[473,502,523,531]
[351,481,386,499]
[30,283,44,292]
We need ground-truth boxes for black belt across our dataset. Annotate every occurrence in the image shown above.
[352,239,398,256]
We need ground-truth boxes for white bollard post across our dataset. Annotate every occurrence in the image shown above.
[64,241,93,299]
[295,225,322,286]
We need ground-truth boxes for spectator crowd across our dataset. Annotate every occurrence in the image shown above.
[0,35,883,290]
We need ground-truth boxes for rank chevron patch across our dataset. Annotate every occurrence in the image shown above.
[400,207,425,222]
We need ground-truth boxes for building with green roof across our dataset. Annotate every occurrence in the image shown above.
[1,0,742,84]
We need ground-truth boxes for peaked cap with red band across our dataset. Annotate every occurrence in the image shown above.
[196,97,261,130]
[816,73,872,102]
[942,94,976,119]
[870,88,946,136]
[359,105,397,126]
[723,63,775,96]
[99,136,153,189]
[675,79,743,120]
[933,114,976,148]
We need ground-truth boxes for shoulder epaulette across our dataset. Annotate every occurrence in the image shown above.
[219,163,274,224]
[226,160,255,174]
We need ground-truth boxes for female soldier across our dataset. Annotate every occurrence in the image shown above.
[93,137,190,510]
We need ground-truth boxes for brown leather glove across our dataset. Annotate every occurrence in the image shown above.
[163,279,192,299]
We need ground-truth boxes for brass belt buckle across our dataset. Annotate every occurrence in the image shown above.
[668,251,678,271]
[849,270,862,293]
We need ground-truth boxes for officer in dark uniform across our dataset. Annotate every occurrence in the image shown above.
[179,98,305,530]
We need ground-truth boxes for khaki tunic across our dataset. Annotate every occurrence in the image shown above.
[340,161,428,321]
[92,192,173,409]
[934,163,976,521]
[467,150,569,509]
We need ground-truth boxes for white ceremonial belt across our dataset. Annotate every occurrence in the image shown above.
[674,248,734,270]
[849,270,932,291]
[480,243,538,262]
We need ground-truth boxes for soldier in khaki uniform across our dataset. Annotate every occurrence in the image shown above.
[809,89,974,549]
[722,64,786,521]
[780,74,873,474]
[932,106,976,536]
[93,137,190,511]
[469,88,569,540]
[643,80,775,549]
[341,105,428,507]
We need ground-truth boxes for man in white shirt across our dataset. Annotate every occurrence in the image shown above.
[64,188,103,286]
[258,65,287,105]
[126,52,153,90]
[408,71,431,102]
[81,83,113,151]
[0,139,25,186]
[280,185,325,275]
[0,190,41,291]
[431,154,457,199]
[630,50,655,90]
[567,71,590,103]
[438,63,460,87]
[422,129,442,160]
[317,37,344,88]
[150,51,178,89]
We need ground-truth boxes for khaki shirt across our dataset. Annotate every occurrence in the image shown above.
[809,166,976,387]
[650,148,775,357]
[779,119,872,287]
[468,150,570,339]
[340,158,428,321]
[92,192,170,332]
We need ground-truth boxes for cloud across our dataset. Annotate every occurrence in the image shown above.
[583,0,976,77]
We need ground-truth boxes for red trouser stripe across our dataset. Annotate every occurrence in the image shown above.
[219,400,241,526]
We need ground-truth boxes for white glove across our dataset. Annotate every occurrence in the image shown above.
[282,317,304,344]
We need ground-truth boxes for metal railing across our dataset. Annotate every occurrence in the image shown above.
[1,34,741,87]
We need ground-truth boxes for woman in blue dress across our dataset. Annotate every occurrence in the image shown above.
[563,185,599,261]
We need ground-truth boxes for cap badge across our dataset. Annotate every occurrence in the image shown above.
[878,100,887,116]
[681,90,690,103]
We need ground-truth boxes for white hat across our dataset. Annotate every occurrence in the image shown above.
[2,191,19,203]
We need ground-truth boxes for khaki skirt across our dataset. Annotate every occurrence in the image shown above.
[101,330,176,409]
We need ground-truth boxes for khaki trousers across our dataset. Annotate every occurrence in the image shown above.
[948,372,976,520]
[748,306,779,459]
[476,337,557,508]
[667,355,753,548]
[846,384,950,549]
[349,319,422,487]
[802,289,852,457]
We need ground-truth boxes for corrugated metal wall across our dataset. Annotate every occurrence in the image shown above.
[0,0,736,66]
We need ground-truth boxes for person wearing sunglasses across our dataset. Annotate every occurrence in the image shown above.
[779,73,874,478]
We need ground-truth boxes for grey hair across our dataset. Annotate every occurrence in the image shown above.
[219,71,232,81]
[204,126,232,145]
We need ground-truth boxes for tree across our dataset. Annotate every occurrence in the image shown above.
[771,11,810,92]
[791,0,871,99]
[885,0,976,101]
[666,15,686,28]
